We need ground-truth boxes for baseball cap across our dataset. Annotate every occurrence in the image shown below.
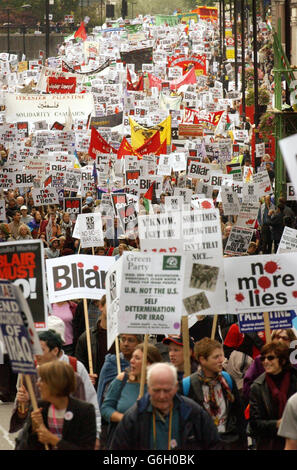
[162,335,194,350]
[20,205,27,210]
[86,196,94,204]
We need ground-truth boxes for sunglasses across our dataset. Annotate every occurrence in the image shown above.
[260,355,277,362]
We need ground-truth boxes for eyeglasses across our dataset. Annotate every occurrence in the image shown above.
[120,336,137,344]
[260,355,277,362]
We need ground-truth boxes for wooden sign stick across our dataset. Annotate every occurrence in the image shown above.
[211,315,218,340]
[83,298,94,375]
[115,336,121,375]
[139,334,149,399]
[24,374,49,450]
[263,312,272,343]
[181,315,191,378]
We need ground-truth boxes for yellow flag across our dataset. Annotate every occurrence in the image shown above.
[129,115,171,148]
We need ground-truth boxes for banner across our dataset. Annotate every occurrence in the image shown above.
[224,253,297,313]
[46,254,115,303]
[0,240,47,329]
[5,93,95,126]
[47,76,77,94]
[90,112,123,129]
[120,47,153,73]
[238,311,294,333]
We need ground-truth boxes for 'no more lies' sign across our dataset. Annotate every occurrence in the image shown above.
[224,253,297,313]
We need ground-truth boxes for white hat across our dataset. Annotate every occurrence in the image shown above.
[20,205,27,210]
[47,315,65,343]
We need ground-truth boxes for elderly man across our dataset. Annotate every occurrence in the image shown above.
[110,362,221,450]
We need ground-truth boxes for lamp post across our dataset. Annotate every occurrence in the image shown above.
[252,0,259,127]
[45,0,50,58]
[241,0,246,119]
[234,0,238,90]
[6,9,10,55]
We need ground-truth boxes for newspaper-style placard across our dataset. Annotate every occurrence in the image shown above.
[12,170,39,188]
[74,213,104,248]
[221,185,240,215]
[224,226,254,256]
[106,257,123,350]
[253,170,273,197]
[242,183,259,204]
[277,226,297,254]
[224,253,297,313]
[173,188,193,204]
[195,181,214,199]
[0,199,6,221]
[32,187,59,206]
[0,240,47,329]
[0,281,37,374]
[191,198,215,210]
[238,311,294,333]
[64,168,81,192]
[46,254,116,303]
[138,212,183,254]
[182,210,226,315]
[114,252,185,336]
[165,196,184,212]
[235,201,259,229]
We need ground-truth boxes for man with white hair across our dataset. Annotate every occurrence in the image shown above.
[110,362,221,450]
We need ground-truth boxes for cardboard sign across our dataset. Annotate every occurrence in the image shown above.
[32,187,59,206]
[74,213,104,248]
[224,226,254,256]
[287,183,297,201]
[235,201,259,229]
[224,253,297,313]
[0,241,47,329]
[63,197,82,221]
[221,185,240,215]
[46,255,116,303]
[106,252,185,348]
[0,281,37,374]
[277,226,297,254]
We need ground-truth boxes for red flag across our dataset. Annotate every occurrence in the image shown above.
[170,66,196,91]
[88,127,117,159]
[156,139,167,155]
[127,68,144,91]
[136,131,161,156]
[117,137,136,160]
[74,22,87,41]
[47,76,77,94]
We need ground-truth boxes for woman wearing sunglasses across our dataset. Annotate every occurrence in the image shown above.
[249,342,297,450]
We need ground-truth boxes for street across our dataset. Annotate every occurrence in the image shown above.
[0,402,18,450]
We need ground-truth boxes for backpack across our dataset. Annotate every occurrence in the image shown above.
[182,371,233,397]
[68,356,77,372]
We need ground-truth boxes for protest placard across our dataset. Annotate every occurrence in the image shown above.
[74,213,104,248]
[46,254,115,303]
[221,185,240,215]
[0,280,41,374]
[0,240,47,329]
[277,226,297,254]
[63,197,82,221]
[32,187,59,206]
[224,226,254,255]
[224,253,297,313]
[108,252,185,342]
[235,201,259,229]
[238,311,294,333]
[287,183,297,201]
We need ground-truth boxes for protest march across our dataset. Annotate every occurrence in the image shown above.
[1,3,297,455]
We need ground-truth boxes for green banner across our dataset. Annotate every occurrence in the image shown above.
[155,15,180,26]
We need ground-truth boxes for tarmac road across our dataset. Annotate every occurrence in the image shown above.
[0,401,18,450]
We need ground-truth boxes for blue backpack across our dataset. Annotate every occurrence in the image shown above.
[182,371,233,397]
